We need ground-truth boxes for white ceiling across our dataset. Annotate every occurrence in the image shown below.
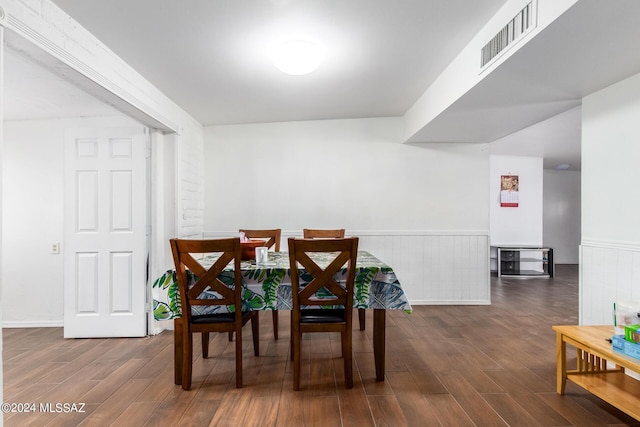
[49,0,508,126]
[5,0,640,171]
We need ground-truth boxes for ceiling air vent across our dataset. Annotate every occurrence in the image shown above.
[481,1,536,69]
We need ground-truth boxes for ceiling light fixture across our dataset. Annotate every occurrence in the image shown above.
[555,163,571,170]
[272,39,324,76]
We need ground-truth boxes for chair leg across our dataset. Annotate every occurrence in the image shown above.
[201,332,209,358]
[174,318,183,385]
[251,312,260,356]
[293,327,301,391]
[343,329,353,389]
[272,310,279,340]
[228,331,233,341]
[235,324,243,388]
[359,308,366,330]
[290,311,294,361]
[182,329,193,390]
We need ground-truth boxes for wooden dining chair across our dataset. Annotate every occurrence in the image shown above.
[239,228,282,339]
[170,237,260,390]
[302,228,366,331]
[302,228,345,239]
[288,236,359,390]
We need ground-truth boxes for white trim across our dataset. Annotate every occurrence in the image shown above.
[205,229,490,237]
[342,229,488,236]
[2,320,63,328]
[581,239,640,252]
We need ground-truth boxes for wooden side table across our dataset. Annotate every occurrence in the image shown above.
[553,325,640,421]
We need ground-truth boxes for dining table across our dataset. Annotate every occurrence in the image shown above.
[152,250,412,381]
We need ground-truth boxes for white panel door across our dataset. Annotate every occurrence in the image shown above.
[64,127,148,338]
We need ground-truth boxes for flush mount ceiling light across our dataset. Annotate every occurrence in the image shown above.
[272,39,324,76]
[555,163,571,170]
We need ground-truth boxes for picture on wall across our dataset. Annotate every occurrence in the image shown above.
[500,175,519,207]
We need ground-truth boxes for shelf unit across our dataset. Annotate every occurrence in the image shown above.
[553,325,640,421]
[496,246,553,278]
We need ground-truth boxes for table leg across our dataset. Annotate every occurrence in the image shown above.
[373,309,386,381]
[556,331,566,394]
[174,318,183,385]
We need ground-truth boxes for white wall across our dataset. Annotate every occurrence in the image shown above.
[489,106,581,265]
[2,115,140,326]
[204,117,491,304]
[489,155,544,247]
[543,170,580,264]
[205,118,490,230]
[148,130,178,334]
[175,126,204,238]
[0,25,5,413]
[581,71,640,325]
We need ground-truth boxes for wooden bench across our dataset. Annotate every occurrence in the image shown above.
[553,325,640,421]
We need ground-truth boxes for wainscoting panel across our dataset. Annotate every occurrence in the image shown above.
[580,242,640,325]
[204,230,491,305]
[354,232,490,305]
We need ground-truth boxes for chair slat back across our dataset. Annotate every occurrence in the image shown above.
[288,237,358,308]
[239,229,281,251]
[170,238,242,322]
[303,228,345,239]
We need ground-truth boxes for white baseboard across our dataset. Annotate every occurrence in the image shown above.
[2,320,63,328]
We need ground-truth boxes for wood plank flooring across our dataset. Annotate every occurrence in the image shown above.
[3,265,640,426]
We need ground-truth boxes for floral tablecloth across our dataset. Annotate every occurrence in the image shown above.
[152,251,411,320]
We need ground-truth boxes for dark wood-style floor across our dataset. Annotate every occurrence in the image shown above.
[3,265,640,426]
